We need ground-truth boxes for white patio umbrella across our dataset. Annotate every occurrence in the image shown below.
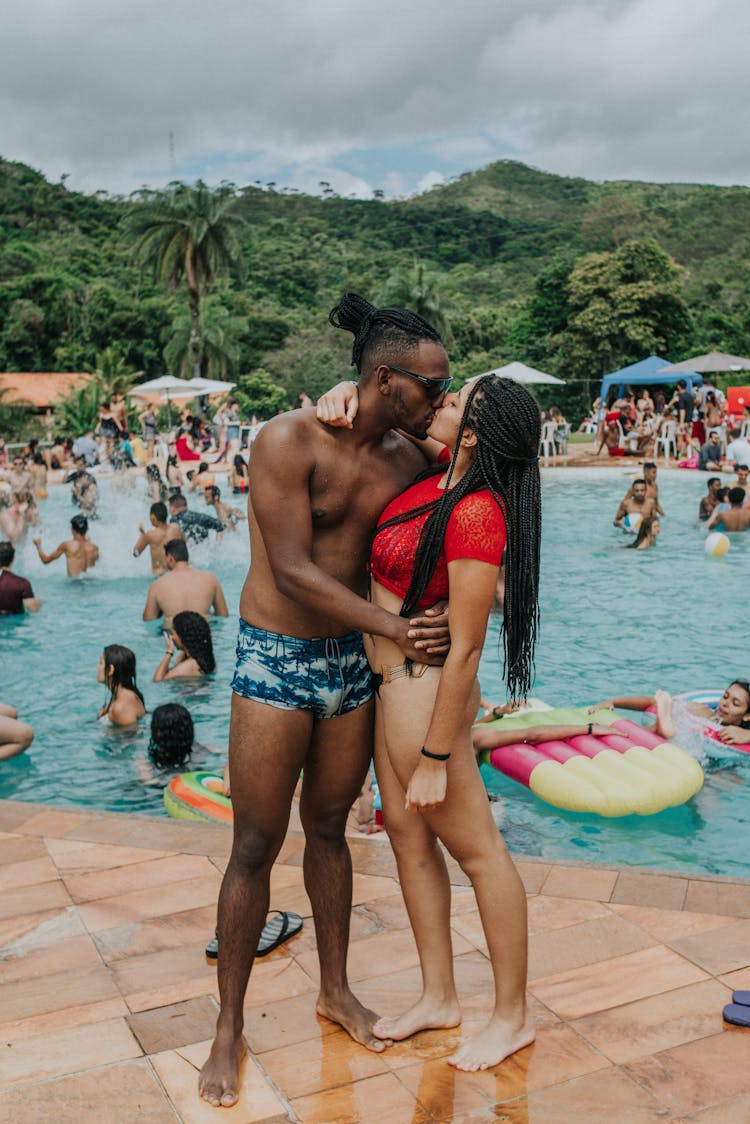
[165,378,237,400]
[128,376,195,426]
[658,352,750,374]
[476,361,565,385]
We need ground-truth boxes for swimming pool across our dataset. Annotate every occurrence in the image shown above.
[1,467,747,876]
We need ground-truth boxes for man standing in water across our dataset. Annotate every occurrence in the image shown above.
[132,502,184,574]
[33,515,99,576]
[199,295,451,1108]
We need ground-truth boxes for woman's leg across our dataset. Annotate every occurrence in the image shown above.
[372,699,460,1040]
[379,674,532,1070]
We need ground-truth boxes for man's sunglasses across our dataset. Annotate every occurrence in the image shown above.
[387,364,452,399]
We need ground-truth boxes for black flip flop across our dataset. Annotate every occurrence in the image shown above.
[205,910,303,961]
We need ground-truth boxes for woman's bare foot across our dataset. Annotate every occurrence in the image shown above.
[654,689,676,740]
[447,1015,535,1072]
[316,990,388,1052]
[372,996,461,1041]
[198,1032,247,1108]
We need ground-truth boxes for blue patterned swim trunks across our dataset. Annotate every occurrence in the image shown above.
[231,619,373,719]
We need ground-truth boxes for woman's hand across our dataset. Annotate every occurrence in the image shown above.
[405,758,447,812]
[589,699,615,713]
[718,725,750,745]
[164,632,174,655]
[316,381,359,428]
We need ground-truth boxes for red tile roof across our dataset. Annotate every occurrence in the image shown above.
[0,372,92,408]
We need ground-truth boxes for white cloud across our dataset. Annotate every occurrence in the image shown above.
[1,0,749,195]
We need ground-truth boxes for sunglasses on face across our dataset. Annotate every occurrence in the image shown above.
[387,364,452,399]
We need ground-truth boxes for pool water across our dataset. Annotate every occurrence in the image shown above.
[1,467,748,877]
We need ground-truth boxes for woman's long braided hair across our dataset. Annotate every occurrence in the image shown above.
[172,611,216,674]
[375,376,542,700]
[329,292,442,373]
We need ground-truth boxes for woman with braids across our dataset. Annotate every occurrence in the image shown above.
[96,645,147,726]
[318,369,541,1071]
[153,610,216,681]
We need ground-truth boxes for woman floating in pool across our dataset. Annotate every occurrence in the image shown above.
[153,611,216,681]
[97,645,146,727]
[591,682,750,746]
[321,351,541,1071]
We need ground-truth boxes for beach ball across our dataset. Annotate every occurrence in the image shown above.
[624,513,642,532]
[705,532,730,558]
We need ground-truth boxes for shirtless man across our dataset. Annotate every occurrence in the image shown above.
[699,476,722,522]
[625,462,664,515]
[66,456,99,515]
[205,486,245,531]
[142,539,228,627]
[132,502,184,574]
[199,296,452,1108]
[33,515,99,576]
[707,487,750,533]
[613,479,655,532]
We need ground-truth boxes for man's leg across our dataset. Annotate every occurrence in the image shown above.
[199,693,312,1107]
[298,699,386,1050]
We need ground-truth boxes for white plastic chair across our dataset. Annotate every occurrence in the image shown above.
[539,420,557,465]
[656,420,677,460]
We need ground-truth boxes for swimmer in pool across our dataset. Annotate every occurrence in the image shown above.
[590,681,750,746]
[153,611,216,681]
[34,514,99,576]
[97,645,146,727]
[132,502,184,574]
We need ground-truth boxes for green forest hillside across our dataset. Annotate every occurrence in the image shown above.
[2,155,750,419]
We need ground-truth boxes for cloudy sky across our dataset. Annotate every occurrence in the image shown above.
[2,0,747,199]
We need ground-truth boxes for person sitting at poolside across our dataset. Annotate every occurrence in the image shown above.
[153,610,216,681]
[725,430,750,474]
[613,478,655,532]
[132,502,184,575]
[34,515,99,576]
[168,493,224,544]
[97,644,146,726]
[625,513,660,549]
[590,683,750,746]
[0,702,34,759]
[698,431,723,472]
[472,719,614,757]
[142,539,228,628]
[706,487,750,534]
[204,486,245,531]
[0,541,42,614]
[699,477,722,522]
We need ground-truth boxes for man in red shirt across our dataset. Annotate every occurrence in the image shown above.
[0,542,42,614]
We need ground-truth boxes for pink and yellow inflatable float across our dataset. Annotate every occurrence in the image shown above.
[478,706,704,817]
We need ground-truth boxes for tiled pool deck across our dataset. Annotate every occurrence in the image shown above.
[1,798,749,1123]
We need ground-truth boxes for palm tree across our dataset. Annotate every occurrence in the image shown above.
[163,297,246,379]
[123,182,245,379]
[375,260,453,340]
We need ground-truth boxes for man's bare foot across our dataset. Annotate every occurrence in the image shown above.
[198,1032,247,1108]
[447,1015,535,1072]
[316,990,388,1052]
[372,996,461,1041]
[654,689,676,740]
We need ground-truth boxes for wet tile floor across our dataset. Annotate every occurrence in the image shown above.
[1,798,749,1123]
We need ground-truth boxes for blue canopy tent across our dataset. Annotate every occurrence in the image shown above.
[599,355,702,407]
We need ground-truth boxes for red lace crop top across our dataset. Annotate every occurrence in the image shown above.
[370,470,506,610]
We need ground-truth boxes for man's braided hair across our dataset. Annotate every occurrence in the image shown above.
[328,292,442,374]
[374,375,542,700]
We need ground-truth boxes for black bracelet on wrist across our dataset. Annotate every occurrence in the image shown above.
[587,722,593,735]
[421,746,451,761]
